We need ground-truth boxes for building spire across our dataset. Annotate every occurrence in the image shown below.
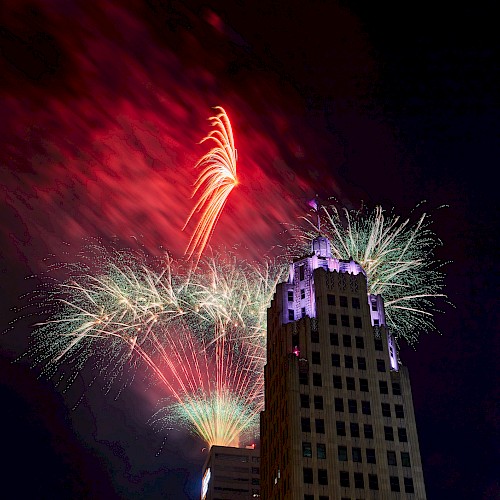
[307,195,321,233]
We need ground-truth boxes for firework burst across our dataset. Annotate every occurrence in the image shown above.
[184,107,238,262]
[290,201,447,345]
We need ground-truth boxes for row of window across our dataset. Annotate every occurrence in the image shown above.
[330,354,386,372]
[300,392,405,418]
[328,313,363,329]
[301,416,409,442]
[303,468,415,492]
[327,294,361,309]
[314,332,384,352]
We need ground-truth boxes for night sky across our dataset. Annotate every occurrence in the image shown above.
[0,1,498,499]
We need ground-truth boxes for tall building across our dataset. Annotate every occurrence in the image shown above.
[261,236,426,499]
[201,445,260,500]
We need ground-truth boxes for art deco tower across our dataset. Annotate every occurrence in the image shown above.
[260,236,426,499]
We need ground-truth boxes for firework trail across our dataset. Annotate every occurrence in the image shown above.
[184,107,238,263]
[24,245,283,446]
[290,201,447,345]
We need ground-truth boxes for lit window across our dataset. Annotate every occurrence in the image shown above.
[401,452,411,467]
[387,450,397,466]
[340,295,348,307]
[300,394,309,408]
[376,359,386,372]
[398,427,408,442]
[301,418,311,432]
[346,377,355,391]
[314,395,323,410]
[395,404,405,418]
[334,398,344,412]
[366,448,376,464]
[302,442,312,458]
[329,313,337,325]
[336,420,346,436]
[318,469,328,486]
[352,297,360,309]
[303,467,313,484]
[339,471,349,488]
[359,378,369,392]
[341,315,350,327]
[313,373,322,387]
[317,443,326,459]
[353,316,362,328]
[331,353,341,367]
[379,380,389,394]
[390,476,400,492]
[312,351,321,364]
[404,477,415,493]
[342,334,352,347]
[382,403,391,417]
[368,474,379,490]
[344,355,353,368]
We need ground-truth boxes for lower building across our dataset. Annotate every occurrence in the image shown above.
[201,445,260,500]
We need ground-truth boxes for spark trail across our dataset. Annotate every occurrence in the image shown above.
[291,201,447,344]
[184,107,238,263]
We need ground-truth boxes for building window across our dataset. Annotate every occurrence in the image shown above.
[352,297,360,309]
[313,373,322,387]
[311,329,319,343]
[288,309,294,321]
[374,338,383,351]
[319,497,329,500]
[301,307,306,318]
[376,359,386,372]
[318,469,328,486]
[303,467,313,484]
[390,476,401,492]
[317,443,326,459]
[346,377,356,391]
[398,427,408,442]
[364,424,374,439]
[330,332,339,345]
[392,382,402,395]
[252,467,259,474]
[368,474,379,490]
[352,447,362,463]
[382,403,391,417]
[336,420,346,436]
[315,419,325,434]
[340,295,348,307]
[299,372,308,385]
[361,401,371,415]
[302,442,312,458]
[384,426,394,441]
[379,380,389,394]
[366,448,376,464]
[341,315,350,327]
[300,394,309,408]
[344,355,354,369]
[350,422,360,438]
[252,478,259,485]
[404,477,415,493]
[387,450,397,466]
[299,265,305,281]
[354,472,364,489]
[401,452,411,467]
[332,353,341,367]
[371,299,378,311]
[395,404,405,419]
[300,288,305,300]
[329,313,337,325]
[304,496,314,500]
[338,445,348,461]
[301,418,311,432]
[355,336,364,348]
[357,357,366,370]
[312,351,321,364]
[333,375,343,389]
[348,399,357,413]
[353,316,362,328]
[335,398,344,412]
[359,378,369,392]
[327,294,336,305]
[314,395,324,410]
[342,334,352,347]
[288,290,293,302]
[339,471,350,488]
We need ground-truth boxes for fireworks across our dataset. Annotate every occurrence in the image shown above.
[291,201,447,345]
[26,245,283,446]
[184,107,238,262]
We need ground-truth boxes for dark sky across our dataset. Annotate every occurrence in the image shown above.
[0,1,498,499]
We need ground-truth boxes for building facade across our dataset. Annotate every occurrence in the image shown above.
[261,237,426,499]
[201,445,260,500]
